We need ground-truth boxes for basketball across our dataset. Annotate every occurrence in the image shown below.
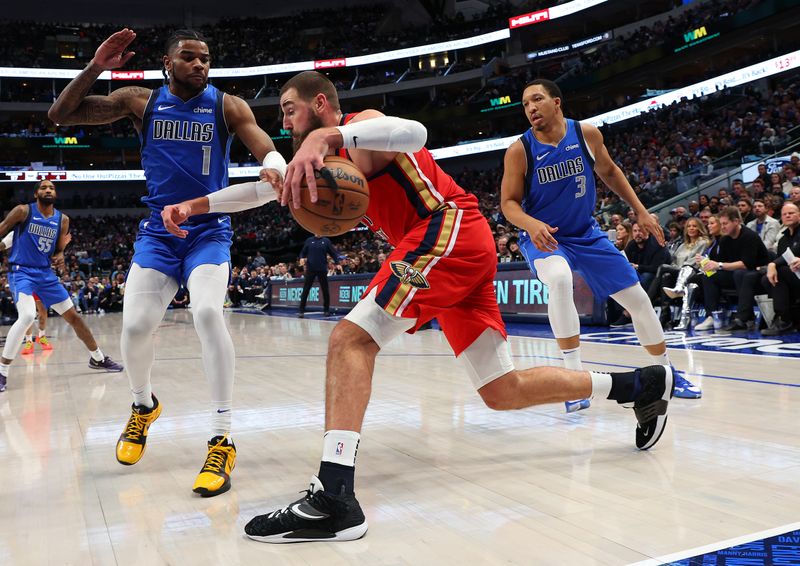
[290,156,370,236]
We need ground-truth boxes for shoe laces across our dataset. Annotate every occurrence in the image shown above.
[201,439,231,473]
[123,411,150,441]
[39,337,49,345]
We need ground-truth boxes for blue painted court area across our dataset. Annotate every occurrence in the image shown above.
[505,322,800,358]
[633,525,800,565]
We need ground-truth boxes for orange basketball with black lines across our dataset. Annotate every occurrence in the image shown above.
[290,156,369,236]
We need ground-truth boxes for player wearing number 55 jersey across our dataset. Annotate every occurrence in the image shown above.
[501,79,701,408]
[0,180,123,393]
[49,28,283,496]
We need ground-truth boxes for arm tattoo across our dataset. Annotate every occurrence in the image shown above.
[51,64,149,125]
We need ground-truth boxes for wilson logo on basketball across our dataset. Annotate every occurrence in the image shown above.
[390,261,430,289]
[315,166,366,188]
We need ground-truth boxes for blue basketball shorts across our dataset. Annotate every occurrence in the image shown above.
[131,213,233,284]
[519,229,639,299]
[8,265,70,308]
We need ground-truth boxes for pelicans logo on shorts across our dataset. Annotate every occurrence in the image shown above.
[390,261,430,289]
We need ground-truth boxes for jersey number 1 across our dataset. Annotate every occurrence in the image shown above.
[575,175,586,198]
[201,145,212,176]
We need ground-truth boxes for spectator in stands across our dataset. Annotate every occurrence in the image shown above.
[496,236,513,263]
[737,197,756,225]
[615,222,632,251]
[100,279,124,312]
[613,222,671,326]
[761,202,800,335]
[747,198,781,253]
[698,207,713,228]
[171,286,190,309]
[790,184,800,207]
[298,234,340,318]
[507,236,524,262]
[655,218,709,329]
[693,207,770,332]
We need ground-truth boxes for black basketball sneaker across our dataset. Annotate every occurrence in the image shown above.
[245,476,368,543]
[633,365,674,450]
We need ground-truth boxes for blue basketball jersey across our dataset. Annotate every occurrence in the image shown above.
[9,202,62,268]
[139,84,232,217]
[519,119,597,239]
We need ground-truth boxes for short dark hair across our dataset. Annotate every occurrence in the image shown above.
[737,197,752,206]
[280,71,340,111]
[523,78,563,101]
[165,29,208,55]
[720,206,742,222]
[33,180,54,192]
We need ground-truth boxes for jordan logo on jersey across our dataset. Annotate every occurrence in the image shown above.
[152,120,214,143]
[536,156,585,184]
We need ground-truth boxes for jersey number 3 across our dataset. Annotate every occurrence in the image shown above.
[575,175,586,199]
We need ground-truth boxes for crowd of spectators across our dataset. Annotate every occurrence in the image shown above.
[555,0,764,82]
[0,2,515,70]
[2,67,800,331]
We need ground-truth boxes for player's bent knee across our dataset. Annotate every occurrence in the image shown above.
[191,303,223,329]
[328,320,379,355]
[478,371,521,410]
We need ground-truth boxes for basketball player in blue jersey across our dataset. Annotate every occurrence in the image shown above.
[49,28,286,496]
[501,79,701,406]
[0,180,123,392]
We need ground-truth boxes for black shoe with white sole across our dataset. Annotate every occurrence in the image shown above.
[633,365,674,450]
[244,476,367,543]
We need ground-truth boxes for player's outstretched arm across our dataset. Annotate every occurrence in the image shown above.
[48,29,149,126]
[500,141,558,252]
[0,205,29,242]
[582,122,664,245]
[282,110,426,208]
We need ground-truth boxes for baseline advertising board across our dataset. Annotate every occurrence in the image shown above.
[270,264,599,323]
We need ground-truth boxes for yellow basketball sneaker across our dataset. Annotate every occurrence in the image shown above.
[37,336,53,351]
[192,435,236,497]
[21,340,34,355]
[116,395,162,465]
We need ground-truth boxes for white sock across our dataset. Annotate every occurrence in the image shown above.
[24,335,32,343]
[132,385,154,409]
[322,430,361,468]
[211,400,232,438]
[38,329,46,338]
[90,348,104,362]
[0,362,9,377]
[651,351,670,366]
[561,347,582,371]
[589,371,613,400]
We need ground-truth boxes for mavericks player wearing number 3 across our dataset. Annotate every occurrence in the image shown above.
[500,79,701,408]
[49,28,284,496]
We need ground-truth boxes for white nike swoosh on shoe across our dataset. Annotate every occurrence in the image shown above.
[289,502,325,520]
[157,104,176,111]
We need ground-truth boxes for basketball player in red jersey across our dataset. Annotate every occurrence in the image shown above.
[162,71,675,543]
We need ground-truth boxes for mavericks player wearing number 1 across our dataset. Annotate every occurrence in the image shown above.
[49,28,285,496]
[0,180,123,393]
[500,79,701,405]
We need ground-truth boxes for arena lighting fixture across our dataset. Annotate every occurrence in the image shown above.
[0,0,610,80]
[2,51,797,181]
